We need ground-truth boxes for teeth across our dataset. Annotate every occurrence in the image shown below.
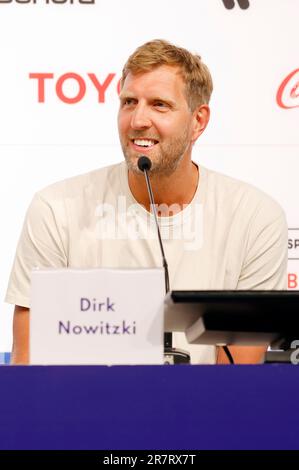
[133,139,156,147]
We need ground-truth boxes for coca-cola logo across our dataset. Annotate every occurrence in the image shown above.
[277,69,299,109]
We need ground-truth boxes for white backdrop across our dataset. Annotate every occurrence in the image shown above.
[0,0,298,351]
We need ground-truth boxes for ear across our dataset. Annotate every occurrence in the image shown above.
[191,104,210,143]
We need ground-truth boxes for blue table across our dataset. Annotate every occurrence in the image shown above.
[0,365,298,450]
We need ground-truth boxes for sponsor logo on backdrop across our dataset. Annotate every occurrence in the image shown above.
[288,229,299,290]
[288,228,299,260]
[288,272,298,290]
[29,72,119,103]
[288,227,299,290]
[277,69,299,109]
[0,0,94,4]
[221,0,250,9]
[30,68,299,107]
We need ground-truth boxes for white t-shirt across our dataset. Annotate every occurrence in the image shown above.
[5,162,288,364]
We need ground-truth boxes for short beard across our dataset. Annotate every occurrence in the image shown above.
[121,127,190,177]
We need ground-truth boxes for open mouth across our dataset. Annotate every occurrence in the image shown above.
[131,138,159,150]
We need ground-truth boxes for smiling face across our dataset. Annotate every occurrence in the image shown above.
[118,65,198,176]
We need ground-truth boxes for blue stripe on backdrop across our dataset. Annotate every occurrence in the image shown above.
[4,353,10,364]
[0,353,11,365]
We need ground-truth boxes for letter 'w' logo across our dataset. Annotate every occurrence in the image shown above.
[222,0,250,9]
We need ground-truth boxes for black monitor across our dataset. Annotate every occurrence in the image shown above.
[164,290,299,349]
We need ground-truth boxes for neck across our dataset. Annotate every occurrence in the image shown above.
[128,158,199,216]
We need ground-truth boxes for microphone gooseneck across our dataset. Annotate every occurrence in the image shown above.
[137,156,170,294]
[137,156,172,350]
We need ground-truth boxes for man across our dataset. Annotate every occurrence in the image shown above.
[6,40,288,364]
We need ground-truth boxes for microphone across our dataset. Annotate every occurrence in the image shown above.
[137,156,152,173]
[137,156,172,350]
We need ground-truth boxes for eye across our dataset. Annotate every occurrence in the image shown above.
[153,101,169,111]
[121,98,136,107]
[154,101,166,107]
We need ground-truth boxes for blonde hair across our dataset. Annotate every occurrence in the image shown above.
[121,39,213,111]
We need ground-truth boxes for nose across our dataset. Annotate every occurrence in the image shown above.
[130,103,152,130]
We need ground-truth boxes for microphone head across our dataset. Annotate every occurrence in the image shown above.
[138,156,152,172]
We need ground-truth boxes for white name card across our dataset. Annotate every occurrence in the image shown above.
[30,268,165,365]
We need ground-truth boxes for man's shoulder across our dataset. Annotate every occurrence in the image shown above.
[35,162,124,204]
[203,166,285,220]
